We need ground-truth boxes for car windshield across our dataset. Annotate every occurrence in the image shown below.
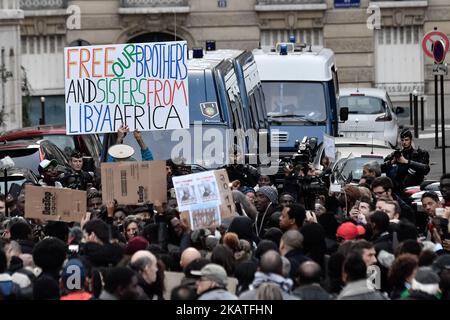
[263,82,327,122]
[0,148,40,174]
[335,157,384,181]
[339,96,385,115]
[44,135,76,158]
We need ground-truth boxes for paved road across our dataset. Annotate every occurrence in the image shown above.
[400,119,450,180]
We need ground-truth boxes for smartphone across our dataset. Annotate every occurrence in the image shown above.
[8,183,22,200]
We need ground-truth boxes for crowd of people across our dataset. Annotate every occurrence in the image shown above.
[0,127,449,300]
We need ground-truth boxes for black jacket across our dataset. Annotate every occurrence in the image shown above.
[223,164,259,187]
[293,284,331,300]
[284,249,311,281]
[382,147,430,193]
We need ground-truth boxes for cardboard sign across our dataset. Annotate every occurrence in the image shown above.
[64,41,189,135]
[24,185,86,223]
[175,169,235,230]
[101,160,167,205]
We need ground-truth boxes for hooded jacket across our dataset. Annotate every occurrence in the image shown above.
[228,216,260,247]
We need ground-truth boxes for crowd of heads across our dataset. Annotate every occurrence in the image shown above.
[0,128,448,300]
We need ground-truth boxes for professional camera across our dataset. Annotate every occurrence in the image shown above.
[292,136,319,166]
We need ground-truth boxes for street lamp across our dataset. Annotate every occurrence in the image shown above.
[40,96,45,125]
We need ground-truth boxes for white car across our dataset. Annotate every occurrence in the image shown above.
[338,88,404,147]
[313,137,393,171]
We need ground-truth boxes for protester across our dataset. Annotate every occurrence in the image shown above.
[99,267,139,300]
[192,264,238,300]
[293,261,331,300]
[239,250,298,300]
[37,159,63,188]
[338,252,388,300]
[107,125,154,162]
[61,151,93,190]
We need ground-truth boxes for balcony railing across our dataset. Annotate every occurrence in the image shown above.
[256,0,325,4]
[1,0,19,9]
[19,0,67,10]
[375,82,425,96]
[120,0,189,7]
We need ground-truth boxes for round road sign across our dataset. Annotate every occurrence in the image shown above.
[422,30,450,62]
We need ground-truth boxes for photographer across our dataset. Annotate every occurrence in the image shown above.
[61,151,94,190]
[381,129,430,196]
[222,145,259,188]
[283,162,328,210]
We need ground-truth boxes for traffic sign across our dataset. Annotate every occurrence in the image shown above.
[432,63,448,76]
[422,30,450,62]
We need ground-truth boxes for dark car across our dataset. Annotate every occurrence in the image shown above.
[0,125,102,170]
[0,168,39,195]
[0,140,70,176]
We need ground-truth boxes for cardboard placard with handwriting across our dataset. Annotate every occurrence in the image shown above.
[101,160,167,205]
[25,185,86,223]
[176,169,236,230]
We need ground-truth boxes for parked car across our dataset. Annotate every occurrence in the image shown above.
[331,155,385,184]
[312,137,393,172]
[0,140,70,176]
[0,125,102,170]
[338,88,404,147]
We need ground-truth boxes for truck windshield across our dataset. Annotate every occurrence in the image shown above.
[262,82,327,122]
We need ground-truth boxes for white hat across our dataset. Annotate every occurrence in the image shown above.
[108,144,135,159]
[39,159,58,171]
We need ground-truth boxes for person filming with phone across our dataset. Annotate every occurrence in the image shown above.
[381,129,430,197]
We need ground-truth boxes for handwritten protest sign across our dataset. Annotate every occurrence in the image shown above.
[174,169,235,230]
[101,160,167,205]
[64,41,189,134]
[24,185,86,223]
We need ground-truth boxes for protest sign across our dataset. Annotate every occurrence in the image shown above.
[64,41,189,134]
[24,185,86,223]
[174,169,235,230]
[101,160,167,205]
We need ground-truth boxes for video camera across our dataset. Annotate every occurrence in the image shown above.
[292,136,319,166]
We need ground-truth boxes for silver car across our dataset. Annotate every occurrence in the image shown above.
[338,88,404,147]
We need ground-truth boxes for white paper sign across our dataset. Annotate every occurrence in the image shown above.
[172,171,221,211]
[323,133,336,162]
[64,41,189,134]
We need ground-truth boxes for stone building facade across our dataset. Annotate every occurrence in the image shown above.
[1,0,450,128]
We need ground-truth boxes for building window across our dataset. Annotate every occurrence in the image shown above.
[21,35,65,55]
[260,29,323,47]
[218,0,227,8]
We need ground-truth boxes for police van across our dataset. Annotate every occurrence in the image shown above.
[253,41,348,157]
[101,48,265,168]
[203,47,271,161]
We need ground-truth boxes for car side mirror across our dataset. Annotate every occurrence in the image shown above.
[395,106,404,115]
[340,107,349,122]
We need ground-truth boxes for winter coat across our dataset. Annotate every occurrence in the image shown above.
[239,272,299,300]
[198,287,238,300]
[337,279,389,300]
